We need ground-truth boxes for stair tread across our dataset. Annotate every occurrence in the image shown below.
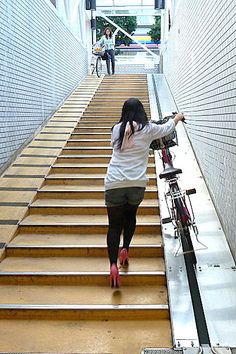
[7,244,162,249]
[39,185,157,191]
[0,256,164,272]
[0,284,167,305]
[20,214,160,224]
[45,173,157,179]
[63,147,113,150]
[10,233,162,245]
[51,163,155,167]
[0,319,171,352]
[30,199,159,207]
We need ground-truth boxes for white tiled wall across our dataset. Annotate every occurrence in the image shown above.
[163,0,236,258]
[0,0,88,172]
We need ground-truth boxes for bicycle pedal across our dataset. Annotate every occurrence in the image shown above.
[162,217,172,224]
[186,188,196,195]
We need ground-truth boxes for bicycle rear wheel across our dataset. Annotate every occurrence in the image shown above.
[96,56,102,77]
[173,187,197,266]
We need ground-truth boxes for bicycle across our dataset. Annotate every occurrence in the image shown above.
[150,113,207,267]
[90,44,105,77]
[150,112,211,345]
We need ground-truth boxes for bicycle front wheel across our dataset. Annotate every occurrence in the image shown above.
[96,56,102,77]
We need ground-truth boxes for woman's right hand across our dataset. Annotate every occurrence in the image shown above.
[174,113,185,124]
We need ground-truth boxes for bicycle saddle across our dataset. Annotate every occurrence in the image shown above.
[159,167,182,179]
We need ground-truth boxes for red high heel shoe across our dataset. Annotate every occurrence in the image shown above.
[119,248,129,266]
[110,263,121,288]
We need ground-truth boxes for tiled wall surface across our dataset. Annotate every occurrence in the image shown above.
[163,0,236,258]
[0,0,88,172]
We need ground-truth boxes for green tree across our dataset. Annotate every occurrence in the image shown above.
[96,16,137,46]
[148,17,161,43]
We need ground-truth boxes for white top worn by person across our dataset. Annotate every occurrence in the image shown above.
[105,119,177,190]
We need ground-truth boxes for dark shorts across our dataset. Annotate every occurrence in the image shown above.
[105,187,146,207]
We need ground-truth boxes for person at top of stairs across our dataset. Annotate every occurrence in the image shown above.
[104,97,185,288]
[98,27,115,75]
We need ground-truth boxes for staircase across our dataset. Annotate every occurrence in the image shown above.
[0,75,172,353]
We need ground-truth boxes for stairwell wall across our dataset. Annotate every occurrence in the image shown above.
[162,0,236,259]
[0,0,89,172]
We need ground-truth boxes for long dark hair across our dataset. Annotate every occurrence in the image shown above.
[104,27,112,38]
[114,98,148,150]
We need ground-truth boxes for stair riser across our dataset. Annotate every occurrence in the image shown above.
[61,149,113,155]
[80,117,118,122]
[60,149,154,158]
[85,106,150,110]
[6,247,163,258]
[49,166,155,174]
[67,141,111,147]
[0,274,165,286]
[82,113,150,118]
[71,134,110,139]
[56,157,113,164]
[77,122,116,127]
[56,156,155,164]
[28,206,159,216]
[74,128,111,133]
[0,308,169,320]
[37,191,158,200]
[94,90,149,94]
[94,96,149,100]
[18,224,161,234]
[44,178,157,186]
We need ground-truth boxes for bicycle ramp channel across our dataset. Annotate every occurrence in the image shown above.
[0,75,171,353]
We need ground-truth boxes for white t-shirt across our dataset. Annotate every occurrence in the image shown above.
[104,120,175,190]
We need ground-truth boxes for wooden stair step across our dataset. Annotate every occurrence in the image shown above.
[80,116,118,120]
[61,146,154,154]
[55,156,155,164]
[44,175,157,186]
[71,133,110,138]
[0,256,164,272]
[28,205,159,216]
[0,304,169,320]
[0,318,171,353]
[94,95,149,99]
[19,214,160,225]
[0,270,165,285]
[37,188,158,200]
[49,164,156,174]
[85,109,150,113]
[18,224,161,235]
[64,140,111,147]
[94,88,148,92]
[6,244,163,258]
[0,283,167,305]
[73,127,111,133]
[56,156,115,164]
[11,233,162,246]
[88,101,149,105]
[30,198,158,207]
[77,122,115,127]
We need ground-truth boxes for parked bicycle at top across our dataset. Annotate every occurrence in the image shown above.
[90,43,105,77]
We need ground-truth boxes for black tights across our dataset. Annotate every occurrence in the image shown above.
[107,203,139,265]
